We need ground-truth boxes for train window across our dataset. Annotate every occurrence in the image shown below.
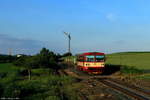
[86,56,95,62]
[95,55,104,62]
[77,56,84,61]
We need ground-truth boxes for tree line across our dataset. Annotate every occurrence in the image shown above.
[0,54,16,63]
[0,48,72,80]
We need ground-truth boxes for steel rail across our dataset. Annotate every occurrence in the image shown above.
[108,78,150,96]
[98,79,150,100]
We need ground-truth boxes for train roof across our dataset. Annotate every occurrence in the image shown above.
[77,52,105,56]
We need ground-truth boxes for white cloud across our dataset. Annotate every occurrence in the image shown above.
[106,13,116,22]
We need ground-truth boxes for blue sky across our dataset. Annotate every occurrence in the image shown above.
[0,0,150,54]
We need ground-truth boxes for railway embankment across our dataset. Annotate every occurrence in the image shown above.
[59,63,150,100]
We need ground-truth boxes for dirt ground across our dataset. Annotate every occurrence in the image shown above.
[75,78,133,100]
[65,67,150,100]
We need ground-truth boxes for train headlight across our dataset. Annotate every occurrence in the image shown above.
[86,64,90,66]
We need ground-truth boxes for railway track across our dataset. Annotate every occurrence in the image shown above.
[59,68,150,100]
[97,78,150,100]
[108,78,150,96]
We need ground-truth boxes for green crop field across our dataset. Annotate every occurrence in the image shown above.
[106,52,150,70]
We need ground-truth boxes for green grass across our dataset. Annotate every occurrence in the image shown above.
[0,63,20,73]
[0,63,21,79]
[106,52,150,70]
[135,74,150,80]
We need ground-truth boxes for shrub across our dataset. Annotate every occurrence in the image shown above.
[121,66,143,74]
[18,80,47,97]
[32,68,52,76]
[0,71,20,85]
[2,82,21,98]
[45,96,60,100]
[13,56,27,66]
[0,72,7,78]
[0,84,4,97]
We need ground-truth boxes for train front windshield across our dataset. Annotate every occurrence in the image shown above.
[86,56,95,62]
[86,55,105,62]
[95,55,105,62]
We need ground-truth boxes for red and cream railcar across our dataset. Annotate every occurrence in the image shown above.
[76,52,105,74]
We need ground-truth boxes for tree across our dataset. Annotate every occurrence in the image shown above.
[13,48,60,78]
[38,48,59,70]
[62,52,72,57]
[24,56,39,80]
[14,56,39,80]
[13,56,27,66]
[38,48,51,67]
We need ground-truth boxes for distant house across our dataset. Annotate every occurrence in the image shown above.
[16,54,25,57]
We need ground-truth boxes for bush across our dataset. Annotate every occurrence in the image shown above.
[32,68,51,76]
[0,71,20,98]
[121,66,143,74]
[19,69,28,76]
[18,80,47,98]
[0,72,7,78]
[45,96,60,100]
[62,52,72,57]
[13,56,27,66]
[0,71,20,85]
[0,84,4,97]
[2,82,21,98]
[0,70,76,100]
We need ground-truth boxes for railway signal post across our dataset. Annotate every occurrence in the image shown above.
[64,32,71,53]
[64,31,72,67]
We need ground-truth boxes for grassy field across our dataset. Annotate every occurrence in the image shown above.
[0,63,20,73]
[106,52,150,70]
[0,63,79,100]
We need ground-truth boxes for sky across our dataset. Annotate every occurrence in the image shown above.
[0,0,150,55]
